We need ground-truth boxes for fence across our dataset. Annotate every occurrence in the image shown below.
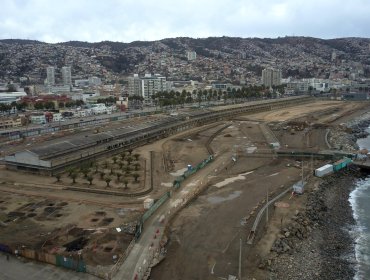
[135,191,171,240]
[173,155,213,189]
[0,244,87,273]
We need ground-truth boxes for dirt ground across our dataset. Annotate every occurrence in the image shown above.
[0,99,368,276]
[150,100,369,280]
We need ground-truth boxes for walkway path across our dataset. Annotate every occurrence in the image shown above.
[113,152,231,280]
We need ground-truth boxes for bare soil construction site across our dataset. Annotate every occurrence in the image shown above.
[0,98,369,279]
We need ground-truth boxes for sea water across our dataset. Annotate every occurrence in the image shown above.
[350,127,370,279]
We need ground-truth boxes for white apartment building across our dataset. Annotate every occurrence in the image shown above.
[127,74,167,104]
[46,66,55,85]
[187,51,197,61]
[61,66,72,86]
[262,68,282,87]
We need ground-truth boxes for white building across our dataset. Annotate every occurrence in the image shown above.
[0,92,27,104]
[46,66,55,86]
[30,114,46,124]
[187,51,197,61]
[262,68,282,87]
[127,74,167,104]
[90,103,107,114]
[61,66,72,86]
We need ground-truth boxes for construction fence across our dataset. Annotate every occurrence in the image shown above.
[0,243,86,272]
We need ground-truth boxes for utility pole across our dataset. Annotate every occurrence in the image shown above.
[266,187,269,223]
[239,238,242,280]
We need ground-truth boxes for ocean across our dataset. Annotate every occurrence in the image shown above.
[350,127,370,280]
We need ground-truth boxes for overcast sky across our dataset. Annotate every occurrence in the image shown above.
[1,0,370,43]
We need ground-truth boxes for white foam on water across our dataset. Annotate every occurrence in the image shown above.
[349,178,370,280]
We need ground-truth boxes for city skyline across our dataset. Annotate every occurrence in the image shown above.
[1,0,370,43]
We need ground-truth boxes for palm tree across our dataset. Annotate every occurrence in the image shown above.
[116,172,122,181]
[103,161,109,169]
[100,171,105,179]
[128,149,133,155]
[110,168,114,175]
[70,172,78,184]
[87,175,94,186]
[93,163,99,173]
[132,173,139,183]
[133,153,140,161]
[104,177,112,188]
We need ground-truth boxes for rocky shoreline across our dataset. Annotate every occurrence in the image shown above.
[259,117,370,280]
[259,169,362,280]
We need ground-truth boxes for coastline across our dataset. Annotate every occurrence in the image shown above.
[262,170,361,280]
[261,116,370,280]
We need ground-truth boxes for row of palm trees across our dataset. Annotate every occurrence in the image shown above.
[151,85,275,108]
[55,150,143,189]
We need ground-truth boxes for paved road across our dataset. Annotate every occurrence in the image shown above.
[114,153,230,280]
[0,253,99,280]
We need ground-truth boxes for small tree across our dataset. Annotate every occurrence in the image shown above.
[94,163,99,173]
[126,157,133,165]
[133,163,140,171]
[87,175,94,186]
[133,153,140,161]
[128,149,133,155]
[81,168,89,178]
[125,166,131,174]
[120,152,126,160]
[70,172,78,184]
[112,156,118,164]
[55,174,61,182]
[103,161,109,169]
[104,177,112,188]
[116,172,122,181]
[123,180,129,189]
[132,173,139,183]
[118,161,124,169]
[110,168,114,175]
[66,167,74,176]
[100,171,105,179]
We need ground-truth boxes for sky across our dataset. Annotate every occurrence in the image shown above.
[1,0,370,43]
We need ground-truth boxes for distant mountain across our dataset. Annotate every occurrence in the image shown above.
[0,36,369,83]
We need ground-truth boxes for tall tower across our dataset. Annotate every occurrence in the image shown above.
[46,66,55,85]
[262,68,281,87]
[61,66,72,85]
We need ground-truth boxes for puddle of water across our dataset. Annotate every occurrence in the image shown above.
[170,167,188,177]
[207,190,242,204]
[214,171,254,188]
[161,182,173,187]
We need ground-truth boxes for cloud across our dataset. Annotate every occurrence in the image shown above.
[0,0,369,43]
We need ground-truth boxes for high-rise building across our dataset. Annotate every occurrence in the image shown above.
[262,68,282,87]
[46,66,55,85]
[127,74,167,104]
[127,74,142,97]
[187,51,197,61]
[61,66,72,85]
